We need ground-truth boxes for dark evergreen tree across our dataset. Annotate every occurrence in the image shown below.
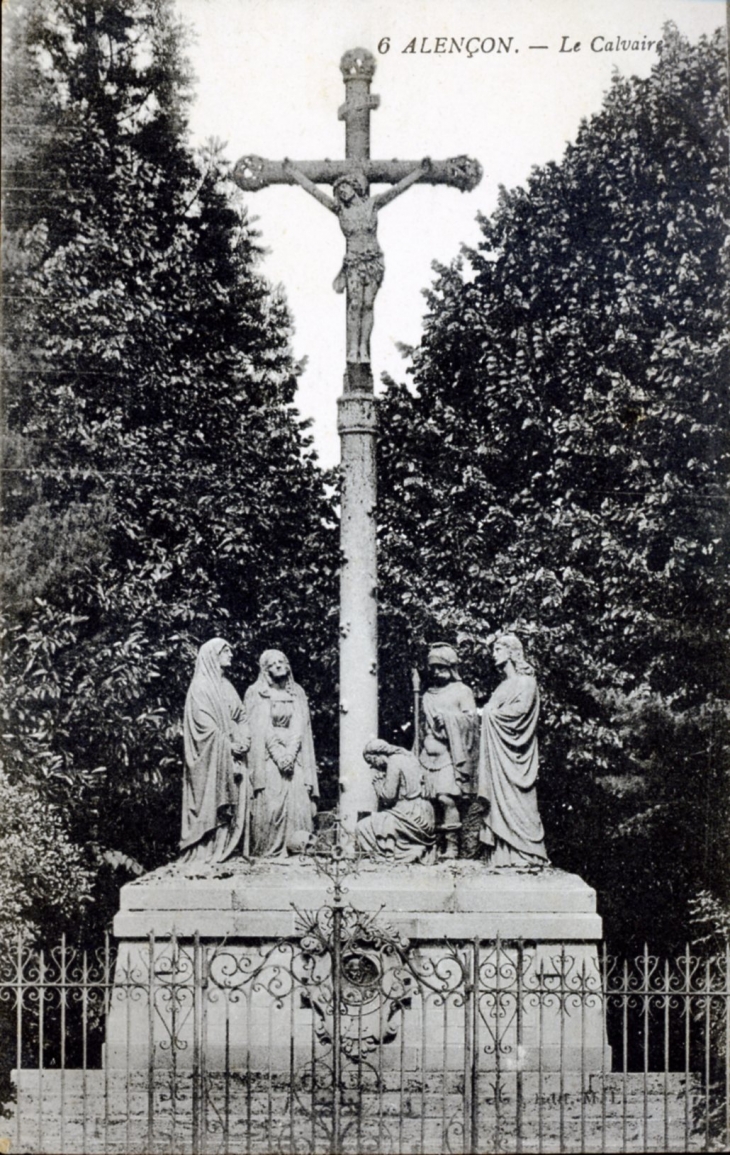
[376,26,730,952]
[1,0,338,939]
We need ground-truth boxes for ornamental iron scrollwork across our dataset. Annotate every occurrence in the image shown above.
[2,922,728,1153]
[294,904,413,1059]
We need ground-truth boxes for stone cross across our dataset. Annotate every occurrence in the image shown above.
[233,48,481,834]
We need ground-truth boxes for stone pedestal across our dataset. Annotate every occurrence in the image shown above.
[107,861,611,1075]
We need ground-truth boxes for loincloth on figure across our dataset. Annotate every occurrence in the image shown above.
[333,250,385,294]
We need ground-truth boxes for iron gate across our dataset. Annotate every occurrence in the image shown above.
[1,901,728,1152]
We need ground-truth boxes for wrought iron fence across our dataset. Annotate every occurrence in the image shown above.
[1,912,728,1153]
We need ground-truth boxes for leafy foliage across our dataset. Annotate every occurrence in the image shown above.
[1,0,338,941]
[0,769,97,942]
[690,890,730,952]
[377,26,730,952]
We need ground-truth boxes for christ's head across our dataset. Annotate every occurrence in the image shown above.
[334,172,367,205]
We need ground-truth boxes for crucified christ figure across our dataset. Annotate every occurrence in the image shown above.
[283,158,433,364]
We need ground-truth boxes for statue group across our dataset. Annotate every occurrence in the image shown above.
[178,634,548,869]
[354,635,549,867]
[179,643,318,865]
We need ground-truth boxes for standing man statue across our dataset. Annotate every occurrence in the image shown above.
[417,643,479,859]
[477,634,549,868]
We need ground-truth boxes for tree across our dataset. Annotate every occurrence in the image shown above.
[1,0,338,941]
[376,25,730,952]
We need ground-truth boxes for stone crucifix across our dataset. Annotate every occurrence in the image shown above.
[233,48,481,834]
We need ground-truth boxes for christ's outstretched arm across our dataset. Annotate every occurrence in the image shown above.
[283,161,336,212]
[372,158,432,210]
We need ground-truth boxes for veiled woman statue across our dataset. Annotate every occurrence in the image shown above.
[179,638,250,864]
[477,633,549,868]
[245,650,319,857]
[417,643,479,859]
[356,739,436,864]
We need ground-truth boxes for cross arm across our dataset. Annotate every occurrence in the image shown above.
[284,163,337,212]
[372,159,431,210]
[233,155,483,193]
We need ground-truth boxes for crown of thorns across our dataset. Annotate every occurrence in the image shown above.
[333,172,368,197]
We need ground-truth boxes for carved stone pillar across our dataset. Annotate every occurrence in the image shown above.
[337,369,378,830]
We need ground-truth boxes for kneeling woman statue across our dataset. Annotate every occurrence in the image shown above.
[356,739,436,864]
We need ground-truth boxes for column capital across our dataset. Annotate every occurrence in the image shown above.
[339,48,376,80]
[337,393,378,436]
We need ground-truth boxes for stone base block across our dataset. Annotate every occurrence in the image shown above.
[10,1069,707,1154]
[113,859,603,940]
[106,860,610,1074]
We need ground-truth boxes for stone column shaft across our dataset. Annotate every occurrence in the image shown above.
[338,386,378,829]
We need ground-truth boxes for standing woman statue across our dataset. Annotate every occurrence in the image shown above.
[179,638,250,864]
[245,650,319,857]
[417,643,479,859]
[477,634,549,868]
[283,158,432,363]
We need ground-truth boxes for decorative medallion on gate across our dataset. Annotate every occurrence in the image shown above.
[294,904,413,1059]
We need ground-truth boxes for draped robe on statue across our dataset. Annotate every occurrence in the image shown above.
[180,639,250,864]
[245,654,319,857]
[477,672,549,866]
[356,740,436,864]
